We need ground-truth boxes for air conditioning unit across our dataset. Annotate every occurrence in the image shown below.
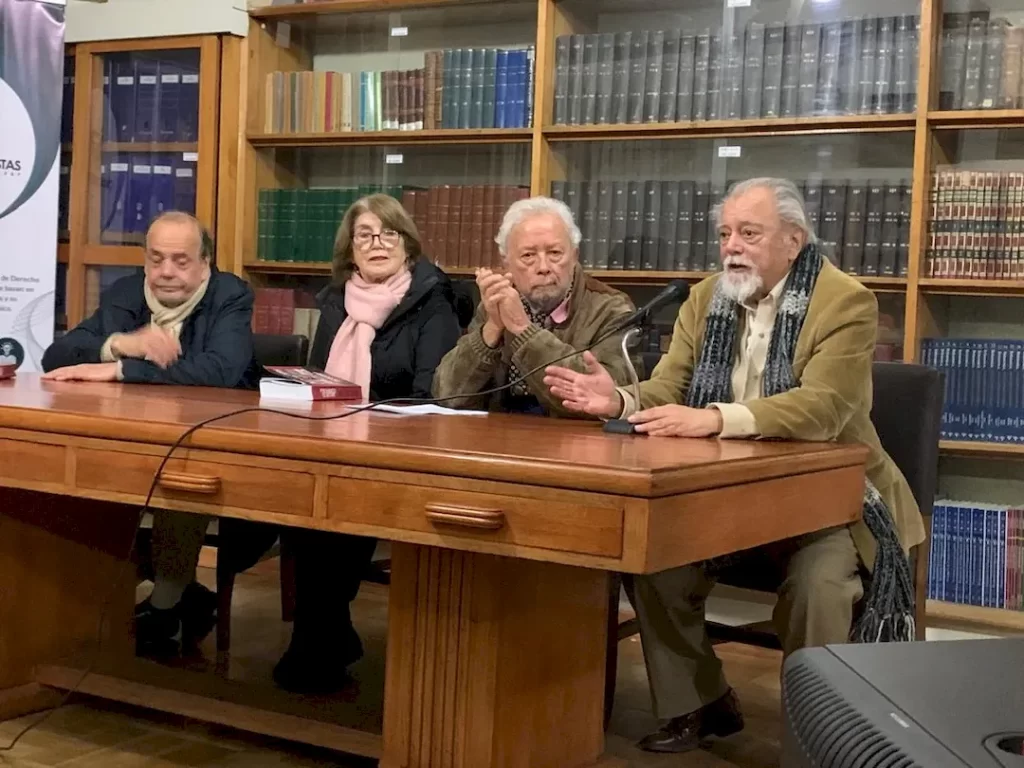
[781,638,1024,767]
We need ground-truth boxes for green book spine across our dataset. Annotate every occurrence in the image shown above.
[257,189,270,261]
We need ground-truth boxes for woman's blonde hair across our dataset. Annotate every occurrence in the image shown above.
[332,193,422,283]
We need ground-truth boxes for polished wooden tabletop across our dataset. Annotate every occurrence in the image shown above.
[0,375,868,497]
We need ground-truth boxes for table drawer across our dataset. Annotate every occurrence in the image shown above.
[327,478,623,558]
[0,438,65,486]
[76,449,315,517]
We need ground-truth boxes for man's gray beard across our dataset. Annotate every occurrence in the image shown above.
[525,288,567,315]
[720,270,764,304]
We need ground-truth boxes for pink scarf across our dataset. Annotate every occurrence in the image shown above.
[324,268,412,399]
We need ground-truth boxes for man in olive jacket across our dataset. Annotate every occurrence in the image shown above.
[433,196,638,416]
[544,177,925,754]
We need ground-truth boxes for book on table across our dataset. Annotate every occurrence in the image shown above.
[259,366,362,402]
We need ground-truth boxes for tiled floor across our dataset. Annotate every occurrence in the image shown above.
[0,561,998,768]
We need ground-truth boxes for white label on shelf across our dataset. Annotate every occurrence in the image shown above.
[132,165,152,174]
[110,162,129,172]
[140,75,157,85]
[727,0,752,6]
[154,165,172,175]
[175,168,194,178]
[718,145,742,158]
[161,74,181,84]
[385,153,404,164]
[182,152,199,162]
[182,74,199,84]
[390,26,409,37]
[116,76,134,86]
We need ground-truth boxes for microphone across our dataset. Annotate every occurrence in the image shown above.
[610,279,690,333]
[602,279,689,435]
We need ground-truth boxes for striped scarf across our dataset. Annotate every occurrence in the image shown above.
[688,243,915,644]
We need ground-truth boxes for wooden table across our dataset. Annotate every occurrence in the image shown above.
[0,376,867,768]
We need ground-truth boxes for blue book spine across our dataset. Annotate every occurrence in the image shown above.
[151,154,176,219]
[928,504,939,600]
[111,57,137,142]
[174,153,197,213]
[441,49,455,129]
[102,158,130,243]
[134,58,160,142]
[509,49,526,128]
[999,507,1007,608]
[494,50,509,129]
[158,59,182,142]
[102,58,114,141]
[129,161,154,234]
[950,504,961,604]
[179,60,200,142]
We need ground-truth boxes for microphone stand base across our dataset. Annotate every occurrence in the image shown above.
[603,418,638,435]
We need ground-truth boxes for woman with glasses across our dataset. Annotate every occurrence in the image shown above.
[273,192,460,694]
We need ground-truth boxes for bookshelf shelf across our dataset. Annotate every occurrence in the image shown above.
[81,245,144,267]
[939,440,1024,459]
[543,114,917,142]
[929,109,1024,129]
[101,142,200,153]
[245,261,332,275]
[248,129,533,149]
[918,279,1024,297]
[248,0,497,21]
[927,600,1024,634]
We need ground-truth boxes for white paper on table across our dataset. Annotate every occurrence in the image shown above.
[359,403,489,417]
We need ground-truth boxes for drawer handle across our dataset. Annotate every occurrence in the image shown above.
[158,471,221,495]
[425,504,505,531]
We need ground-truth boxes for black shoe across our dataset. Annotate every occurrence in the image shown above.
[179,581,218,647]
[272,626,363,695]
[135,582,217,657]
[135,600,183,657]
[638,688,744,754]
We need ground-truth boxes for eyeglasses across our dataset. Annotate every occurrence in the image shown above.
[354,229,402,249]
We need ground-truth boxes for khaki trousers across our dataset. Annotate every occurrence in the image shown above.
[630,525,864,720]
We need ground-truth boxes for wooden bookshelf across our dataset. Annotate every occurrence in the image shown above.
[939,440,1024,459]
[248,0,500,21]
[245,261,332,275]
[101,142,199,153]
[927,600,1024,634]
[918,279,1024,297]
[248,128,533,148]
[929,109,1024,129]
[543,114,917,142]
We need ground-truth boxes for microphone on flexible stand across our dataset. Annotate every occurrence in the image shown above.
[603,279,690,435]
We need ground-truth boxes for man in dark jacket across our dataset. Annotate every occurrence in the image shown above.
[42,210,260,656]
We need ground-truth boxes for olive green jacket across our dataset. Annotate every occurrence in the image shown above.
[432,266,638,417]
[640,259,925,571]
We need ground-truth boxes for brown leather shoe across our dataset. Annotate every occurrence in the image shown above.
[637,688,744,753]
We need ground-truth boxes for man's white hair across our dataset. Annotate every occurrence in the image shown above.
[494,195,582,257]
[710,177,818,244]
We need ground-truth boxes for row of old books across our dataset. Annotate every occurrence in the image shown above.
[253,287,320,341]
[99,153,198,244]
[102,51,202,143]
[553,15,920,126]
[939,13,1024,111]
[257,185,404,264]
[263,46,535,134]
[401,185,529,271]
[921,338,1024,444]
[551,178,911,277]
[255,184,531,267]
[926,169,1024,280]
[928,500,1024,611]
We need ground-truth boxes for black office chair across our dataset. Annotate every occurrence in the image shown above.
[603,361,945,726]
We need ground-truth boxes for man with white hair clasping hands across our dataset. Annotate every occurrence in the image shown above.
[433,195,639,416]
[543,177,924,755]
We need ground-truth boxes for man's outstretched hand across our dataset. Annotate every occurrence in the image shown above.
[543,351,620,418]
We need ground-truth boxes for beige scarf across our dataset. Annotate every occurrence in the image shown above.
[143,276,210,339]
